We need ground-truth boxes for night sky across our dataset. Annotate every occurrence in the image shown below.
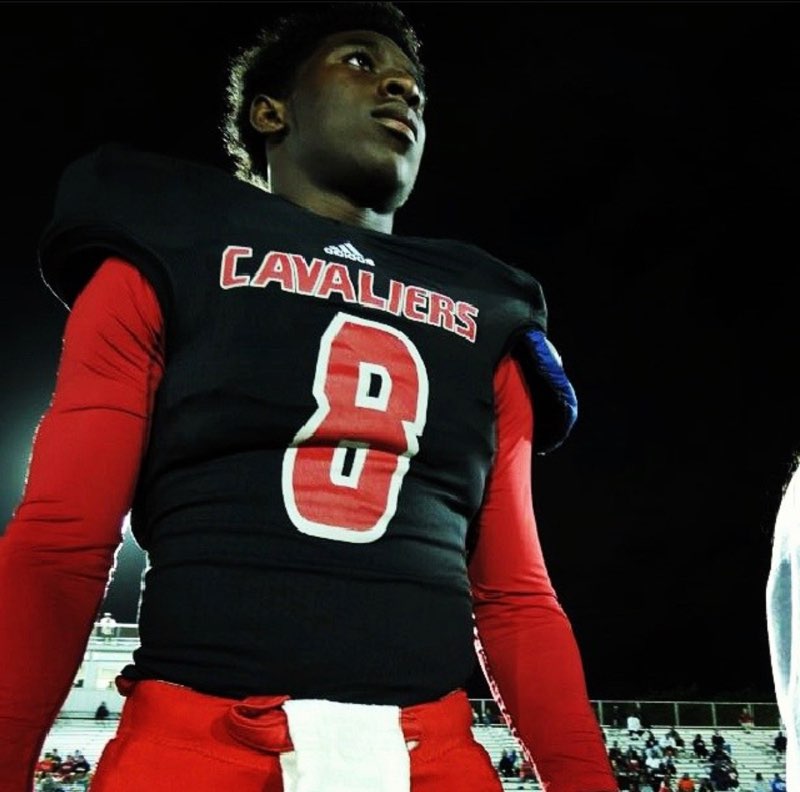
[2,2,798,705]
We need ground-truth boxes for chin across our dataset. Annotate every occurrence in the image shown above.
[351,172,413,214]
[351,149,421,213]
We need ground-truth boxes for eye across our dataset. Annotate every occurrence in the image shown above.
[344,50,375,71]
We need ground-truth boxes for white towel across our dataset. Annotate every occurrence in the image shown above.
[280,698,411,792]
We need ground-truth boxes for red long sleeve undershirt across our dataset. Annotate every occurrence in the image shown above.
[0,258,164,790]
[469,356,616,792]
[0,257,615,791]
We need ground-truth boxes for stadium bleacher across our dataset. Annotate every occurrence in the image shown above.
[38,712,788,791]
[472,722,789,791]
[39,623,786,788]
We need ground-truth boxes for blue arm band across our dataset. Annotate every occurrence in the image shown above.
[516,328,578,455]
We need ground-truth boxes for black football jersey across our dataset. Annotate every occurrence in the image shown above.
[38,144,576,705]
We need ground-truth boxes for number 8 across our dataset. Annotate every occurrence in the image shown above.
[282,312,429,543]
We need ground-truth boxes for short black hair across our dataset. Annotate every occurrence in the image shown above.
[222,1,425,190]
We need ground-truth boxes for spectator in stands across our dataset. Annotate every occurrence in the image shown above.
[773,730,787,754]
[658,775,673,792]
[644,730,658,751]
[737,708,754,731]
[508,747,520,777]
[518,758,536,784]
[710,729,734,760]
[72,750,90,773]
[628,713,644,738]
[659,731,678,758]
[48,749,62,773]
[665,725,684,753]
[645,749,670,792]
[625,758,645,792]
[483,702,501,725]
[752,773,769,792]
[35,752,56,777]
[708,742,731,764]
[39,772,62,792]
[73,768,92,791]
[644,748,661,770]
[498,748,516,778]
[692,734,709,760]
[770,774,787,792]
[697,779,713,792]
[677,772,696,792]
[56,753,76,781]
[94,701,109,720]
[626,744,644,770]
[97,611,118,641]
[608,740,624,767]
[710,761,733,791]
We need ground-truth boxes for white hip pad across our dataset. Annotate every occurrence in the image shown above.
[280,698,411,792]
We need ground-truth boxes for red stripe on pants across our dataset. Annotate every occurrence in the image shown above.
[88,678,504,791]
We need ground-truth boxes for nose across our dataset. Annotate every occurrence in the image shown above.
[380,71,423,110]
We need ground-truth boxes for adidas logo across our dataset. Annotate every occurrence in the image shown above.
[323,241,374,266]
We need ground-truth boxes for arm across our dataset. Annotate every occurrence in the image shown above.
[468,353,616,792]
[0,257,164,790]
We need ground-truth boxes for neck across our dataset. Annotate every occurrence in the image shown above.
[274,184,395,233]
[267,160,401,233]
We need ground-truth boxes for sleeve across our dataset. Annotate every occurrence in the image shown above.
[766,463,800,791]
[468,354,616,792]
[0,257,164,790]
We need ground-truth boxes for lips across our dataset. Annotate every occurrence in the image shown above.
[372,104,418,143]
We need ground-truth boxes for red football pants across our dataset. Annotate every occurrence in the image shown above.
[88,678,504,791]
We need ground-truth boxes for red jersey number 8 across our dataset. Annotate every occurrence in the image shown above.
[282,312,429,542]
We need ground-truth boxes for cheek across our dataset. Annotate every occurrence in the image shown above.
[289,87,335,136]
[415,129,427,160]
[304,100,357,146]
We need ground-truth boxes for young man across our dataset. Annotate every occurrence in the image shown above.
[0,4,616,790]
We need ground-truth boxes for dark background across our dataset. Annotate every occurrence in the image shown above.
[2,2,798,704]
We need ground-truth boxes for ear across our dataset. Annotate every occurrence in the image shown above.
[249,94,288,135]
